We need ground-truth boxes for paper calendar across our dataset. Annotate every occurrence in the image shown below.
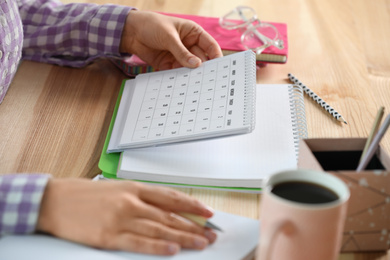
[107,50,256,152]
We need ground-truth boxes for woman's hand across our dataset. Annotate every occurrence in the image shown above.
[37,179,217,255]
[119,10,223,70]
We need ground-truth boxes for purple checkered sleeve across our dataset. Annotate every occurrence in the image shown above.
[0,174,50,235]
[17,0,134,67]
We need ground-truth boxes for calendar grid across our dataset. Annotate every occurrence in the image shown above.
[132,60,236,142]
[115,50,256,149]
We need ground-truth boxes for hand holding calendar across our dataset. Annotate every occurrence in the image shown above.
[119,10,223,70]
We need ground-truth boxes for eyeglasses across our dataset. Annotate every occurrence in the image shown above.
[219,6,284,55]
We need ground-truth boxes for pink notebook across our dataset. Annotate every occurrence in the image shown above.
[112,12,288,76]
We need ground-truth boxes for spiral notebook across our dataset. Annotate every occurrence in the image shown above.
[98,82,307,192]
[107,51,256,151]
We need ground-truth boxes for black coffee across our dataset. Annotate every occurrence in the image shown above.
[271,181,339,204]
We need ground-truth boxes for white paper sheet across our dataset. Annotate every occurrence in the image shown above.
[0,211,259,260]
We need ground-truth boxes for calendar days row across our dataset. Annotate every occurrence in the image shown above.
[132,117,230,141]
[143,78,234,101]
[135,108,231,131]
[146,58,233,85]
[138,98,233,120]
[141,88,233,110]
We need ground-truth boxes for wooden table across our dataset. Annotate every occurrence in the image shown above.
[1,0,389,259]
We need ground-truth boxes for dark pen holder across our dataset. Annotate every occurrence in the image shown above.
[298,138,390,253]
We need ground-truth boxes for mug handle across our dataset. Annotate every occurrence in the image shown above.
[258,220,295,260]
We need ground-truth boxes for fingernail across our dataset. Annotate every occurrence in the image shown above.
[188,57,200,66]
[167,243,180,255]
[204,230,217,243]
[203,205,214,216]
[194,237,208,249]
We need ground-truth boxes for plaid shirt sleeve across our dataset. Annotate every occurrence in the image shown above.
[0,174,50,236]
[17,0,134,67]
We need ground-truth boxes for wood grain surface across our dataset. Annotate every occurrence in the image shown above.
[0,0,389,259]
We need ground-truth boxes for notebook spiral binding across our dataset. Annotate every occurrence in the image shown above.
[289,84,308,158]
[243,51,257,132]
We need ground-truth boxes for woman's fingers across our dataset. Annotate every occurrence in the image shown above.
[124,218,210,249]
[132,200,217,243]
[178,20,223,60]
[113,232,181,255]
[138,184,214,218]
[189,45,209,62]
[195,29,223,59]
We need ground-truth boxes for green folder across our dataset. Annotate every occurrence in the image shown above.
[98,80,261,192]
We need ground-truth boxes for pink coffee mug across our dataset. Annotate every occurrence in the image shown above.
[257,169,350,260]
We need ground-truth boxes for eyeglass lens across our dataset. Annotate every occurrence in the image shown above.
[242,23,281,52]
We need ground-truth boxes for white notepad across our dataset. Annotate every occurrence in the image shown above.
[116,84,307,190]
[0,211,259,260]
[108,50,256,151]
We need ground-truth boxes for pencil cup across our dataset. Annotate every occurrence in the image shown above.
[298,138,390,252]
[257,169,350,260]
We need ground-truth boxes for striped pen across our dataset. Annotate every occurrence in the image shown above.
[288,73,348,124]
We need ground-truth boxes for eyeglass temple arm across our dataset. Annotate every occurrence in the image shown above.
[246,24,272,44]
[237,8,248,22]
[236,9,269,45]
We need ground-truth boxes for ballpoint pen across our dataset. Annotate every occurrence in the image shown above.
[357,113,390,171]
[178,213,223,232]
[359,106,385,162]
[288,73,348,124]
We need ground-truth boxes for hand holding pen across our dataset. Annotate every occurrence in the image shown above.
[288,73,348,124]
